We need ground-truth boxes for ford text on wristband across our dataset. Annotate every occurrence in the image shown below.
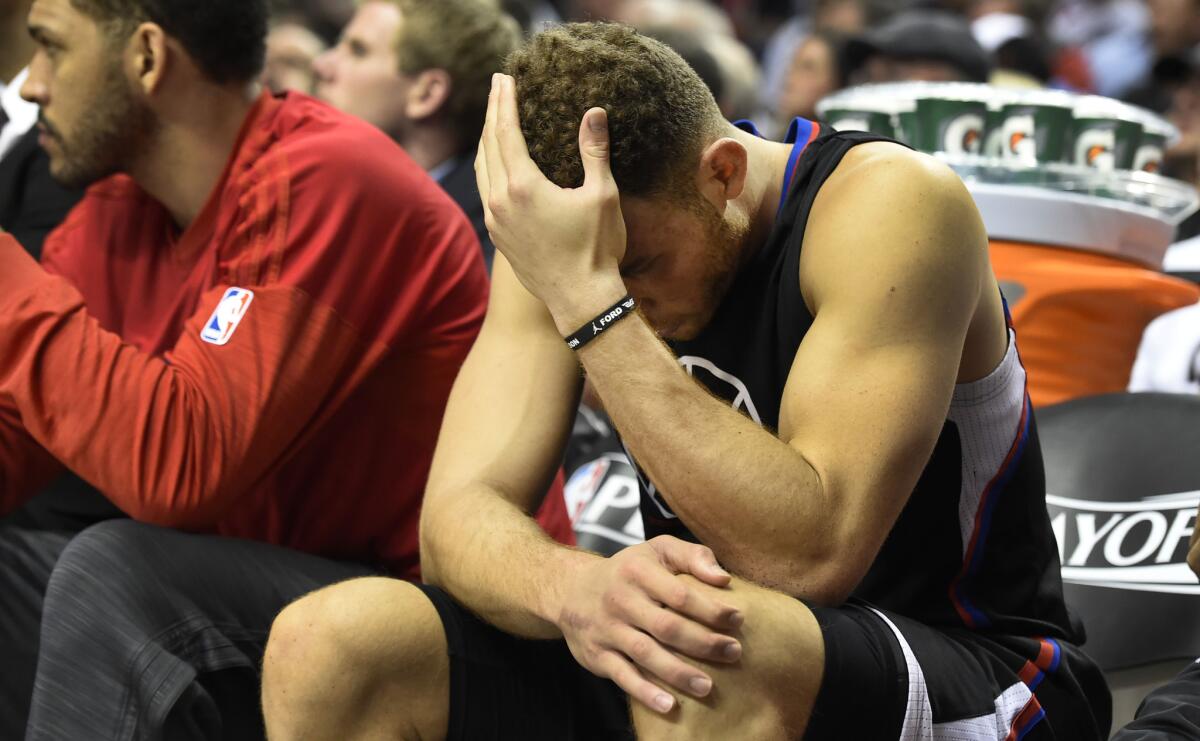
[565,295,637,350]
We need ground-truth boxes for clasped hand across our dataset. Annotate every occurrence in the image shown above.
[558,536,745,714]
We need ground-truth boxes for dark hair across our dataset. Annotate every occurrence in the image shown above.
[70,0,269,84]
[506,22,724,199]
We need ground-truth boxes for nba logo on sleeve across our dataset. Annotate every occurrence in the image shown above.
[200,288,255,346]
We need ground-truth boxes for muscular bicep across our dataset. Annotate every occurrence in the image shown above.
[425,253,582,513]
[779,152,988,574]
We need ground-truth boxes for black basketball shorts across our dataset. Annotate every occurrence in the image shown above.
[412,585,1110,740]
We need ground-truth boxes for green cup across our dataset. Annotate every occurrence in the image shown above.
[1071,97,1144,171]
[982,106,1008,159]
[1000,93,1074,165]
[1132,128,1171,175]
[909,98,987,155]
[1070,119,1141,170]
[822,108,896,138]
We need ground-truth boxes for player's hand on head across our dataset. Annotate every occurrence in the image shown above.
[475,73,628,329]
[557,536,744,714]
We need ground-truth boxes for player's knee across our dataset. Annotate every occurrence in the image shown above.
[263,578,444,715]
[636,576,825,739]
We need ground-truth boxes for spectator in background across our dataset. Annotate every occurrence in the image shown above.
[272,0,354,44]
[844,9,992,83]
[776,30,847,124]
[314,0,521,271]
[760,0,865,142]
[500,0,562,33]
[971,10,1053,87]
[616,0,766,121]
[262,16,327,93]
[1047,0,1153,97]
[0,0,81,260]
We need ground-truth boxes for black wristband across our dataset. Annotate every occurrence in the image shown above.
[565,295,637,350]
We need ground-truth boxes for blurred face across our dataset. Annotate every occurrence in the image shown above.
[21,0,156,188]
[779,36,837,121]
[618,195,748,341]
[312,1,409,136]
[262,23,327,94]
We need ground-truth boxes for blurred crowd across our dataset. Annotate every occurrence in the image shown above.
[262,0,1200,237]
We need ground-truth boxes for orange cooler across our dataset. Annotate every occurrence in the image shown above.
[989,241,1199,407]
[968,182,1200,408]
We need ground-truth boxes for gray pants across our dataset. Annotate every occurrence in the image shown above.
[0,518,374,740]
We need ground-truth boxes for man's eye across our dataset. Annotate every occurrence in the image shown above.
[348,41,368,58]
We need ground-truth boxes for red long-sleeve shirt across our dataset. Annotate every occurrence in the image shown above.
[0,91,570,576]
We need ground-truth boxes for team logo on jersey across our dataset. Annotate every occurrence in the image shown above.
[631,356,763,521]
[1048,490,1200,595]
[200,287,255,346]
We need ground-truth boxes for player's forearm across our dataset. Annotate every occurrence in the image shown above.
[420,481,594,639]
[0,237,322,524]
[575,312,838,598]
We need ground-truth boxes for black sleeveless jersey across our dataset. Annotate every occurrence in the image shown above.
[630,120,1079,641]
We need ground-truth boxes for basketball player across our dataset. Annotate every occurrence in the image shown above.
[262,23,1111,740]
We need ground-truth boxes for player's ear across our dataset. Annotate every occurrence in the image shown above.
[695,138,748,208]
[405,69,451,122]
[126,22,170,96]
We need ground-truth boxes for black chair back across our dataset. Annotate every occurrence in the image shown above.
[1039,392,1200,670]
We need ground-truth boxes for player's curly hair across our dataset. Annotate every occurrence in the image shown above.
[506,23,725,199]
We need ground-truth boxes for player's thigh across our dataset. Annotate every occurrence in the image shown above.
[631,575,825,741]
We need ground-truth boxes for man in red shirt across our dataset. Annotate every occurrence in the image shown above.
[0,0,567,737]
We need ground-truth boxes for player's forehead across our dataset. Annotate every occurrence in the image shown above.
[619,195,704,266]
[344,2,402,50]
[28,0,79,40]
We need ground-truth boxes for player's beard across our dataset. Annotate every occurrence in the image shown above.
[672,199,750,341]
[45,60,159,190]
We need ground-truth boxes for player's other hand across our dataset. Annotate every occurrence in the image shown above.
[557,535,744,714]
[475,73,628,333]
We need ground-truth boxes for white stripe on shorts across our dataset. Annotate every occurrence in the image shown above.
[865,607,1035,741]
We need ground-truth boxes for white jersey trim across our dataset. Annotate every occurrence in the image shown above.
[947,329,1028,557]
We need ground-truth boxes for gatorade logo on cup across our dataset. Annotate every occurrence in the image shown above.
[1134,144,1165,174]
[940,113,985,155]
[1074,127,1116,171]
[1003,114,1037,166]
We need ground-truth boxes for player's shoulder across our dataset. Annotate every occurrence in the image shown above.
[259,92,426,187]
[800,141,987,309]
[44,175,155,253]
[825,141,968,207]
[809,141,981,251]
